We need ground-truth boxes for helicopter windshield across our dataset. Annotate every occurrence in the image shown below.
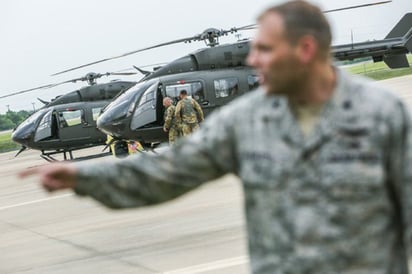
[102,79,157,121]
[34,109,53,142]
[15,108,48,130]
[130,80,159,130]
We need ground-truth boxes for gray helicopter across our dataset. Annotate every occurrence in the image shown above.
[51,4,412,156]
[3,72,137,161]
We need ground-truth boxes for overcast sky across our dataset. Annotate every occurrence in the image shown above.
[1,0,411,114]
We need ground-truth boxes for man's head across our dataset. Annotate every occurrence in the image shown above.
[163,97,172,107]
[247,0,332,95]
[179,90,188,99]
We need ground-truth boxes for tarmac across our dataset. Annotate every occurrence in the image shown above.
[1,75,412,274]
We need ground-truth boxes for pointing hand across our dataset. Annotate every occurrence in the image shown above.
[19,163,78,192]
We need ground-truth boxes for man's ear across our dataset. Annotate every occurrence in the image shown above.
[296,35,318,64]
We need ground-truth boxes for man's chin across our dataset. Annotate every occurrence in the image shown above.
[264,87,280,96]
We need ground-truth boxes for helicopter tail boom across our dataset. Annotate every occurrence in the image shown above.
[332,13,412,68]
[383,13,412,68]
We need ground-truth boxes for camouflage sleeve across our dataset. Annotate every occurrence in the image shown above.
[193,99,204,122]
[163,107,173,130]
[386,101,412,257]
[73,107,237,209]
[174,102,182,123]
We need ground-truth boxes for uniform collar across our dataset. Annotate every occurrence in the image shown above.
[265,67,352,150]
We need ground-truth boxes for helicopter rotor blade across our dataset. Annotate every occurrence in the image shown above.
[0,71,138,100]
[105,72,138,76]
[226,1,392,31]
[51,36,199,76]
[50,0,392,76]
[323,0,392,13]
[0,83,55,99]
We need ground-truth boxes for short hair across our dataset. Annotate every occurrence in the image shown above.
[163,97,172,104]
[259,0,332,59]
[179,90,188,96]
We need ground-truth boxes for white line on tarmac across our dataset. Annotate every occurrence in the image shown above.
[162,256,249,274]
[0,193,73,211]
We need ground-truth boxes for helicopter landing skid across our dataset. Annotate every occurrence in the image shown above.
[41,150,74,162]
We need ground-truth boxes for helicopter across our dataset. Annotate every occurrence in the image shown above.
[51,7,412,156]
[3,72,137,161]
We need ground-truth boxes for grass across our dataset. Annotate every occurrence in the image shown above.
[345,55,412,80]
[0,131,20,153]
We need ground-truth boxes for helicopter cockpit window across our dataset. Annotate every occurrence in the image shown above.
[92,108,102,121]
[248,75,259,90]
[34,109,53,142]
[214,78,238,98]
[17,108,48,129]
[165,82,204,103]
[131,81,159,130]
[102,80,154,121]
[58,110,83,128]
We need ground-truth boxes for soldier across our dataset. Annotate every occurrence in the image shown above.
[175,89,204,136]
[20,1,412,273]
[162,97,180,145]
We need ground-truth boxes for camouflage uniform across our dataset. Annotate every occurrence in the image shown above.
[163,105,180,144]
[74,68,412,274]
[175,97,204,136]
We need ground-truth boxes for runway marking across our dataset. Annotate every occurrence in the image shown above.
[162,256,249,274]
[0,193,73,211]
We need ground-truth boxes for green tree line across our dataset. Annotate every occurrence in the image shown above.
[0,110,32,131]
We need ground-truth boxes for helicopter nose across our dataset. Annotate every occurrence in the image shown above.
[97,113,126,138]
[11,125,33,146]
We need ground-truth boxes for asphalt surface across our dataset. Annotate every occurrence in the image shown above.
[1,74,412,274]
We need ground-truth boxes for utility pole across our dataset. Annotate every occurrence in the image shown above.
[6,105,10,112]
[32,102,36,112]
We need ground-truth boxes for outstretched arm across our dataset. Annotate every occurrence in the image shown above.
[20,163,77,192]
[20,107,237,209]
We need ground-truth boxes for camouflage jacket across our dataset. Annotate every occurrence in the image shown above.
[75,68,412,274]
[175,97,204,124]
[163,105,178,130]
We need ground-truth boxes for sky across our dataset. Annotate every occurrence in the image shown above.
[1,0,411,114]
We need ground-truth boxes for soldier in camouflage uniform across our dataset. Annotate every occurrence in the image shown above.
[175,89,204,136]
[20,1,412,273]
[162,97,181,145]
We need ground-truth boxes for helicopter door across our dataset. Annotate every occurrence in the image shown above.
[34,109,53,142]
[57,109,90,141]
[130,81,158,130]
[163,80,210,115]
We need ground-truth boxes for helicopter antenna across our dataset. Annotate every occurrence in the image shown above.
[50,0,391,76]
[15,146,27,157]
[37,98,50,105]
[133,65,151,76]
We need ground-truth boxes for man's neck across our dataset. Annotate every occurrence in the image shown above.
[289,64,336,106]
